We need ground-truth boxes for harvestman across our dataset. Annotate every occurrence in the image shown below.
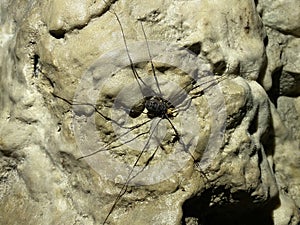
[52,2,228,224]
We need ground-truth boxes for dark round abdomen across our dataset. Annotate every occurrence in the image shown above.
[145,97,167,118]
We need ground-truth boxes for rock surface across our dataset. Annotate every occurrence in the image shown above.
[0,0,299,225]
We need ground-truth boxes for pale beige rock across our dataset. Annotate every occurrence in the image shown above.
[273,192,300,225]
[257,0,300,96]
[0,0,299,225]
[258,0,300,36]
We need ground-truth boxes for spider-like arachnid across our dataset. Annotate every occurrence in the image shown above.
[51,2,228,225]
[130,96,176,119]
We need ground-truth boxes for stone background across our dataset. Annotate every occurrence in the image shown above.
[0,0,299,224]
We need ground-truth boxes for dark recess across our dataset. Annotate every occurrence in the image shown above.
[32,54,40,77]
[212,60,227,75]
[185,42,202,56]
[49,29,66,39]
[267,66,283,107]
[182,186,280,225]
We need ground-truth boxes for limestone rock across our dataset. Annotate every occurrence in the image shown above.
[0,0,299,225]
[258,0,300,36]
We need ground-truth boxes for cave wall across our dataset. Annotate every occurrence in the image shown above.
[0,0,299,224]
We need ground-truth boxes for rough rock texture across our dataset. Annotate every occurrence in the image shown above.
[0,0,299,225]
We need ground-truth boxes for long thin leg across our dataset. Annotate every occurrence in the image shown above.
[103,1,156,97]
[52,93,151,129]
[165,115,196,162]
[102,118,163,224]
[52,93,155,160]
[139,21,162,96]
[172,75,228,114]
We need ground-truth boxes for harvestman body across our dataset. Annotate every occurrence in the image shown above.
[130,96,175,119]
